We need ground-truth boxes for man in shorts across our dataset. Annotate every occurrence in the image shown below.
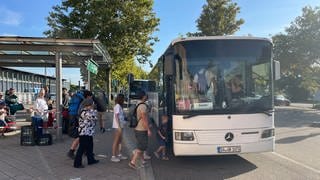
[129,90,152,169]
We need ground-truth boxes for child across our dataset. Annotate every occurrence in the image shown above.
[154,115,169,160]
[73,99,99,168]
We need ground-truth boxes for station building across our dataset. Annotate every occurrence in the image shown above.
[0,66,69,105]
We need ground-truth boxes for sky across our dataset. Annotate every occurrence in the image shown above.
[0,0,319,84]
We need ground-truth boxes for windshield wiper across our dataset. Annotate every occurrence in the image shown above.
[182,114,199,119]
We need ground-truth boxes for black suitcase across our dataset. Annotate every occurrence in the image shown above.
[36,133,52,146]
[31,116,43,140]
[20,126,35,146]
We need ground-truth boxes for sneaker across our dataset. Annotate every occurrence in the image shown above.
[162,156,169,160]
[74,165,85,168]
[118,154,128,160]
[67,150,75,160]
[110,156,120,162]
[88,159,99,165]
[144,153,151,160]
[153,152,160,159]
[128,162,137,169]
[142,160,148,165]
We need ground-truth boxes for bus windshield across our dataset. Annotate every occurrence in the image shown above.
[129,80,156,99]
[174,39,272,114]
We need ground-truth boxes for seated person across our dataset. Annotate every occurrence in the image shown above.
[193,68,208,94]
[229,74,244,98]
[226,74,244,101]
[206,76,217,104]
[0,100,8,137]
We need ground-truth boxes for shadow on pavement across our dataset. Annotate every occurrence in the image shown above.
[151,154,257,180]
[276,133,320,144]
[275,107,320,128]
[146,126,257,180]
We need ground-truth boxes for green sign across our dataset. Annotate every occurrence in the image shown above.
[87,59,98,74]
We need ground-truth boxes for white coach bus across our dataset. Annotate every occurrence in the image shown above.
[149,36,280,156]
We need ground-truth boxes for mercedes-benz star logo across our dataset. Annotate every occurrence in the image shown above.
[225,132,234,142]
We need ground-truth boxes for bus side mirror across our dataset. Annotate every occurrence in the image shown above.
[127,73,134,84]
[174,54,183,80]
[274,60,280,80]
[164,54,174,76]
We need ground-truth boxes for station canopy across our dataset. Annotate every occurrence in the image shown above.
[0,36,112,67]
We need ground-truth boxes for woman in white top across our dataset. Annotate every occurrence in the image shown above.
[34,88,49,121]
[111,94,127,162]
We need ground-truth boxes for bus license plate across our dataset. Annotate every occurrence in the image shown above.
[217,146,241,153]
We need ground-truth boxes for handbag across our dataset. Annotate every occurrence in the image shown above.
[62,110,69,119]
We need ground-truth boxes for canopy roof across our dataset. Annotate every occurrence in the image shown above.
[0,36,112,67]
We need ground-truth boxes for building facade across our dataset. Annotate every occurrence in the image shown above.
[0,67,69,104]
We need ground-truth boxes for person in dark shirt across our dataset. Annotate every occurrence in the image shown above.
[153,115,169,160]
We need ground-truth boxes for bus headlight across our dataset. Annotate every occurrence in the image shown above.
[175,132,194,141]
[261,129,275,138]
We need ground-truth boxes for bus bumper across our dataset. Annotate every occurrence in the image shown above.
[173,138,275,156]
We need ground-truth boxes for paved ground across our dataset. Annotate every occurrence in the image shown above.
[0,112,139,180]
[2,103,319,180]
[149,104,320,180]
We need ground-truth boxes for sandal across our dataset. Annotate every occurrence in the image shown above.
[162,156,169,160]
[128,162,137,170]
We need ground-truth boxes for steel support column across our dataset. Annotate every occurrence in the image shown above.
[55,52,63,140]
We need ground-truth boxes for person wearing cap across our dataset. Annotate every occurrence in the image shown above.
[129,90,152,169]
[73,98,99,168]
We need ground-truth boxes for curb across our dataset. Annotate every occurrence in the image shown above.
[122,126,155,180]
[310,121,320,128]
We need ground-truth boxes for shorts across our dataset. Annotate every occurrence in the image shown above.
[157,134,166,147]
[135,130,148,151]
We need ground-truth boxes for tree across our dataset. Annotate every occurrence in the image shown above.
[188,0,244,36]
[273,6,320,101]
[44,0,159,88]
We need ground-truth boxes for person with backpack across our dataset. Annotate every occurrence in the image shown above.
[67,90,84,159]
[129,90,152,169]
[93,90,108,133]
[110,94,128,162]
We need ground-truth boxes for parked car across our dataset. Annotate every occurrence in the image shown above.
[274,95,291,106]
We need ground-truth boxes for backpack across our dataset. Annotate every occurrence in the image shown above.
[93,91,108,112]
[128,103,145,128]
[68,91,84,116]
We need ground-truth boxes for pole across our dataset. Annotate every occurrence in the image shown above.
[88,69,90,90]
[55,52,63,140]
